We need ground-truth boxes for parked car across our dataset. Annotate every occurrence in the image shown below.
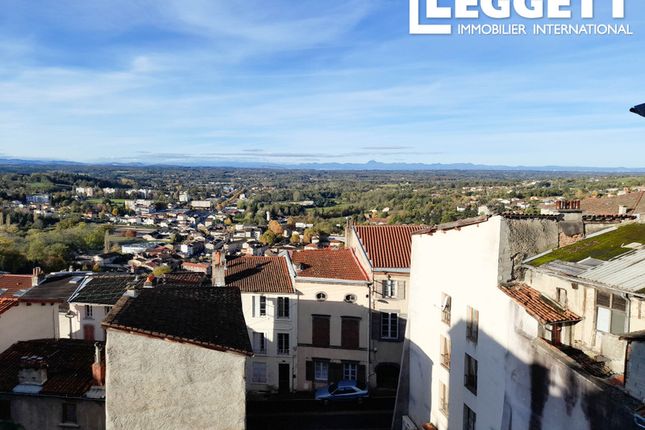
[314,380,368,402]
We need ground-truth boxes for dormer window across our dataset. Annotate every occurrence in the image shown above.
[316,292,327,302]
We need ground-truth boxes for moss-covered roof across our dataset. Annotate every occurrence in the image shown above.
[529,223,645,267]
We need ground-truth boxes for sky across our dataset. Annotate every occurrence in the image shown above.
[0,0,644,167]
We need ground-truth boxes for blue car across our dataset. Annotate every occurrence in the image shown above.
[315,380,369,402]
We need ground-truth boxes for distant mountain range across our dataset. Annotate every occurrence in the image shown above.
[0,157,643,173]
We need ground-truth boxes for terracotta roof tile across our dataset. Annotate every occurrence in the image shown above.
[291,249,369,281]
[577,192,645,216]
[0,339,102,397]
[225,256,294,294]
[354,225,426,269]
[103,287,252,355]
[500,283,582,324]
[0,298,18,315]
[0,275,33,297]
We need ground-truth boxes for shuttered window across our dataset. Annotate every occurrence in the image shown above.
[341,317,360,349]
[381,312,398,339]
[312,316,330,347]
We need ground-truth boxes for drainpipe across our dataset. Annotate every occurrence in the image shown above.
[367,281,373,388]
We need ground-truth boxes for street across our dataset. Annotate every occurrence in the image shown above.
[247,397,394,430]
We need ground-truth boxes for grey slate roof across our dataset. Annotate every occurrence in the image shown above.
[69,274,145,305]
[103,287,252,355]
[20,273,90,302]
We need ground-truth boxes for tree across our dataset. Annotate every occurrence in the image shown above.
[268,220,283,236]
[152,265,172,277]
[260,230,277,246]
[290,232,301,245]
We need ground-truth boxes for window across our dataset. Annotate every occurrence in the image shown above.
[383,279,396,298]
[104,306,112,315]
[441,293,451,325]
[463,404,476,430]
[466,306,479,343]
[596,291,627,335]
[464,354,478,395]
[277,333,290,355]
[84,305,93,319]
[259,296,267,316]
[0,399,10,420]
[344,294,357,303]
[277,297,290,319]
[343,362,358,380]
[556,288,567,307]
[440,335,451,369]
[253,332,266,354]
[62,402,77,424]
[312,316,330,347]
[341,317,360,349]
[439,382,449,416]
[316,292,327,301]
[381,312,399,339]
[315,361,329,381]
[252,362,267,383]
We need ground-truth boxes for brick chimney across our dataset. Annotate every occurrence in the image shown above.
[31,267,43,287]
[211,251,226,287]
[91,343,105,386]
[18,356,48,385]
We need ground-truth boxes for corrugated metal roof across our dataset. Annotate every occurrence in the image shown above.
[579,249,645,293]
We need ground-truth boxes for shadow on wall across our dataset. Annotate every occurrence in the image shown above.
[395,319,639,430]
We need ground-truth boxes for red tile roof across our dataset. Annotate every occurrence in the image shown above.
[499,283,582,324]
[354,225,426,269]
[291,249,369,281]
[0,298,18,315]
[0,275,33,297]
[581,192,645,216]
[0,339,102,397]
[225,256,294,294]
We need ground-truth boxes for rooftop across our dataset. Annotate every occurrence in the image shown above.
[499,283,582,324]
[20,272,88,303]
[225,255,294,294]
[291,249,369,282]
[103,286,252,355]
[354,224,426,269]
[0,274,33,298]
[69,274,145,305]
[529,223,645,267]
[0,339,103,398]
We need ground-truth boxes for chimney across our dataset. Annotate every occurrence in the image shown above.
[619,205,628,215]
[143,274,155,288]
[556,199,583,222]
[18,356,48,386]
[211,251,226,287]
[91,343,105,386]
[31,267,43,287]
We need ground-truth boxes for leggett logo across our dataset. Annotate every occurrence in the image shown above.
[410,0,632,36]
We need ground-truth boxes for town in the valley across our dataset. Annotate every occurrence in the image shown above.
[0,166,644,429]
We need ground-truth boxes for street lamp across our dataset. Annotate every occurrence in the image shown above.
[630,103,645,118]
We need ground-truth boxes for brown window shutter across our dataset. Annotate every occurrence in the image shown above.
[341,318,360,349]
[312,316,330,347]
[357,364,366,386]
[371,311,381,340]
[329,362,342,383]
[306,361,314,381]
[398,315,407,341]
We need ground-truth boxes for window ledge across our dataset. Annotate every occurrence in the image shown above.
[59,423,80,428]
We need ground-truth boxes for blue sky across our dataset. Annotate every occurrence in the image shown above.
[0,0,644,167]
